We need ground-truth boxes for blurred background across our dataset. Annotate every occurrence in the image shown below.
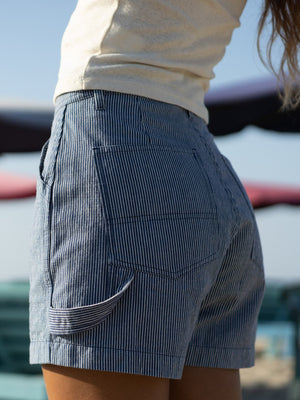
[0,1,300,399]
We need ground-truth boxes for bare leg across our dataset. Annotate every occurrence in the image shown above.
[42,364,170,400]
[169,366,242,400]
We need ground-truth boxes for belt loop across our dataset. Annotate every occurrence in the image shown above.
[94,90,105,111]
[186,109,192,119]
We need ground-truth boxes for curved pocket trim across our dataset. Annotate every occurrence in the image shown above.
[48,276,134,335]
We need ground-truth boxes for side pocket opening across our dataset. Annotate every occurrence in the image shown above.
[39,104,67,187]
[38,139,50,184]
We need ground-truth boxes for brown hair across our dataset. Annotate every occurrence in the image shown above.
[257,0,300,108]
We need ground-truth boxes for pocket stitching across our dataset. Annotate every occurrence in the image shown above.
[92,144,193,153]
[105,212,217,223]
[112,249,221,279]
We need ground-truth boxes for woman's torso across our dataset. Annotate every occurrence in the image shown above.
[54,0,247,122]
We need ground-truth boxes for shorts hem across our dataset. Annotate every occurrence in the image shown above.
[185,345,255,369]
[30,341,186,380]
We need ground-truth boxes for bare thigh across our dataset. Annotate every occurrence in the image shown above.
[169,366,242,400]
[42,365,170,400]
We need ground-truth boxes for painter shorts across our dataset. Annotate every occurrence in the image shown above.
[29,90,265,379]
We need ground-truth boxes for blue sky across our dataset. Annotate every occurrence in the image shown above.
[0,1,270,103]
[0,1,300,281]
[0,1,74,103]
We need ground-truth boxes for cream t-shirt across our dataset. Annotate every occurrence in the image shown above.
[54,0,247,123]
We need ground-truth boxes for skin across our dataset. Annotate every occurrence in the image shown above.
[42,364,242,400]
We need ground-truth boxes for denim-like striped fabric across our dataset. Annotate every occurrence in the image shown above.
[29,90,265,379]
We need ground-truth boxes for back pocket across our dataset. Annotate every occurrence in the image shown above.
[93,145,221,278]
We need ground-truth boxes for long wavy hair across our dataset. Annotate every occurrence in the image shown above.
[257,0,300,108]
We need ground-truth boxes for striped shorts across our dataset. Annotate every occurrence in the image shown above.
[29,90,265,379]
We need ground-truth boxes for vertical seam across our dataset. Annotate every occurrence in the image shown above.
[48,104,68,307]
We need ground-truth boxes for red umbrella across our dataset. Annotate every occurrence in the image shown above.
[244,182,300,209]
[0,172,36,200]
[1,171,300,210]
